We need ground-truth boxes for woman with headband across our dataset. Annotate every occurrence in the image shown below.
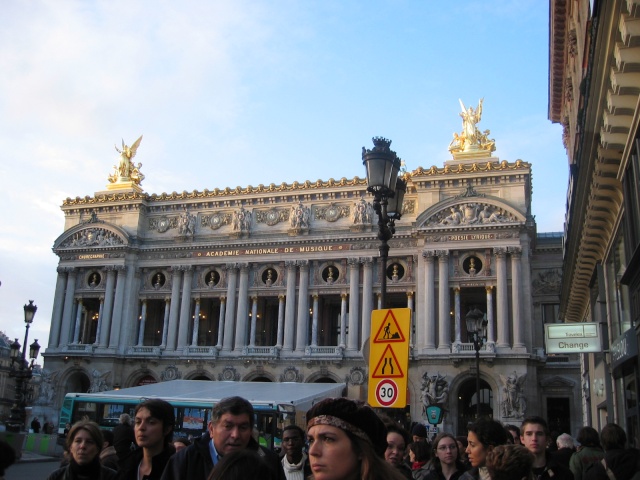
[306,397,406,480]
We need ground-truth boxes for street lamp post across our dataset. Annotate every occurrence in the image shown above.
[465,306,485,418]
[6,300,41,433]
[362,137,406,309]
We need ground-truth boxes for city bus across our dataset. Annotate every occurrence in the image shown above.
[58,380,345,451]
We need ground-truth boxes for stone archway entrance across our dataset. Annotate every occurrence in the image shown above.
[65,371,90,395]
[456,378,493,435]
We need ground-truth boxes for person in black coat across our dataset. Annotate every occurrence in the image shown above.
[160,396,285,480]
[47,420,117,480]
[117,399,177,480]
[113,413,136,464]
[584,423,640,480]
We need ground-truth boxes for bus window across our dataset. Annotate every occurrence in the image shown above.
[177,407,209,437]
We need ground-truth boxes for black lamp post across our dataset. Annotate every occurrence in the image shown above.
[465,306,485,417]
[6,300,41,433]
[362,137,406,309]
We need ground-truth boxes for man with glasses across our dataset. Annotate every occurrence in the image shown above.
[281,425,311,480]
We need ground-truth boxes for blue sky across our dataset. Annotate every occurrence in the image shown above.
[0,0,567,350]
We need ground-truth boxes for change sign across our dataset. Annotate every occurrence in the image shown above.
[545,322,602,353]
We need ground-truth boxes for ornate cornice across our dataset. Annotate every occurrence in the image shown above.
[410,160,529,177]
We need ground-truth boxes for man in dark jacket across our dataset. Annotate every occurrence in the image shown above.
[160,396,285,480]
[584,423,640,480]
[520,416,574,480]
[113,413,136,464]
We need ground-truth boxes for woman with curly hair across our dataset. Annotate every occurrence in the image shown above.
[485,444,534,480]
[459,418,509,480]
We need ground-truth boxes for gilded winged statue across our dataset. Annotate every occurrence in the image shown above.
[108,135,144,184]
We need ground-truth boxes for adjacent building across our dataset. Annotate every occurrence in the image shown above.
[41,105,581,435]
[549,0,640,445]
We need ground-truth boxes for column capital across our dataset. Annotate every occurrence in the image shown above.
[194,297,201,305]
[297,259,309,269]
[436,250,449,260]
[494,247,508,257]
[422,249,436,258]
[278,294,285,300]
[219,295,227,302]
[341,293,348,300]
[239,262,250,273]
[312,293,319,300]
[347,257,360,266]
[361,256,374,266]
[485,285,494,294]
[285,260,297,269]
[224,263,239,271]
[453,286,460,293]
[508,246,522,257]
[406,291,414,298]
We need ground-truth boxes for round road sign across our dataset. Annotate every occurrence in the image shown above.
[375,379,398,407]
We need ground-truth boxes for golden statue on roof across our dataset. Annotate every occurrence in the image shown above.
[108,135,145,185]
[449,99,496,154]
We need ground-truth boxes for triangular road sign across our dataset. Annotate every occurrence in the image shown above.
[373,310,406,343]
[371,344,405,378]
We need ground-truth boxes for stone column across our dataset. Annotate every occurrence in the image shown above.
[191,298,201,346]
[407,292,414,348]
[361,258,374,349]
[510,247,524,348]
[437,251,450,351]
[347,258,360,351]
[161,297,170,347]
[108,266,127,348]
[94,297,104,345]
[177,266,194,348]
[249,296,258,346]
[454,287,461,344]
[423,251,436,350]
[49,267,67,348]
[495,248,509,348]
[340,293,347,348]
[276,294,285,349]
[118,264,139,351]
[138,299,147,346]
[223,264,238,351]
[216,296,226,349]
[311,294,319,346]
[73,299,83,344]
[283,261,297,352]
[295,261,310,352]
[58,268,77,346]
[234,263,250,351]
[520,239,532,352]
[98,267,116,347]
[486,286,495,347]
[166,267,184,351]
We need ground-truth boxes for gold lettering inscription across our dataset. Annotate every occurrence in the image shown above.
[78,254,107,260]
[447,234,495,241]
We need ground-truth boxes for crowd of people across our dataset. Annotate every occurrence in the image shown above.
[3,396,636,480]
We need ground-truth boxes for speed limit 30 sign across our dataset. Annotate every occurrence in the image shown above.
[375,379,398,407]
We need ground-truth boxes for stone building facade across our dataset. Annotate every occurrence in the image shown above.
[549,0,640,443]
[41,111,581,435]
